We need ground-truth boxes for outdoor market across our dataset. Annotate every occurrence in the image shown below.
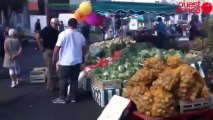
[65,1,213,120]
[1,0,213,120]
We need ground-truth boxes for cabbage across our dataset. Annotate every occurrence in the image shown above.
[111,70,119,76]
[125,62,131,69]
[110,74,117,79]
[139,50,149,57]
[118,66,125,72]
[118,73,124,79]
[103,71,109,76]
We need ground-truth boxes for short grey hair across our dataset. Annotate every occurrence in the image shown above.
[50,18,59,23]
[8,28,17,37]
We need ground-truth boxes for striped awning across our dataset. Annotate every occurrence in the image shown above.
[92,2,177,15]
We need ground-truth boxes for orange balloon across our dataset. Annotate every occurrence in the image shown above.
[74,9,87,22]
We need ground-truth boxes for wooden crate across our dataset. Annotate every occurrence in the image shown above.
[89,74,123,90]
[188,50,203,56]
[91,84,123,107]
[33,67,47,79]
[33,67,47,71]
[30,70,46,83]
[131,109,213,120]
[95,78,122,90]
[179,97,212,114]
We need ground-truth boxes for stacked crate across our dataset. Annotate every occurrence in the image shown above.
[30,67,47,83]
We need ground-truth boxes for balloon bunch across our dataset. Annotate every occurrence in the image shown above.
[73,1,103,26]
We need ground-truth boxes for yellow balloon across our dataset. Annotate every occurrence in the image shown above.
[79,1,92,15]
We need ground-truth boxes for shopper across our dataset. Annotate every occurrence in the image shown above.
[156,17,167,49]
[52,18,86,104]
[3,29,22,88]
[189,15,202,46]
[35,19,41,33]
[80,22,90,46]
[0,25,5,57]
[35,18,60,92]
[59,21,65,32]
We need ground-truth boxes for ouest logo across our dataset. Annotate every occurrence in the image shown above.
[176,1,213,14]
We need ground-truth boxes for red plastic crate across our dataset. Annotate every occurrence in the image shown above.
[131,109,213,120]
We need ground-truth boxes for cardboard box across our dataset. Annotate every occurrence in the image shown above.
[91,84,123,107]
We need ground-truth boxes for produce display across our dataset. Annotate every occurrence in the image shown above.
[190,37,205,51]
[92,58,140,80]
[123,56,210,117]
[85,37,135,65]
[91,42,186,82]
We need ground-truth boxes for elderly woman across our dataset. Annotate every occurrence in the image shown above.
[3,29,22,88]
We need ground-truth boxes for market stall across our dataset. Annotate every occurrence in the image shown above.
[71,2,213,120]
[83,33,213,120]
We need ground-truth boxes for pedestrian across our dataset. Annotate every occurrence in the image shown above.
[35,19,41,33]
[3,29,22,88]
[100,26,106,41]
[80,22,90,46]
[189,15,202,46]
[156,17,167,49]
[105,25,114,40]
[52,18,86,104]
[59,21,65,32]
[0,25,5,57]
[35,18,60,92]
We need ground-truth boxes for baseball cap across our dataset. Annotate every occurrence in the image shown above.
[68,18,78,27]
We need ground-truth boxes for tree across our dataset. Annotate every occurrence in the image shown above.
[0,0,26,26]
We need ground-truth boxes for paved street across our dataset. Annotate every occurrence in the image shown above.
[0,40,102,120]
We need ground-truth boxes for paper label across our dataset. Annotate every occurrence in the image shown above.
[97,95,130,120]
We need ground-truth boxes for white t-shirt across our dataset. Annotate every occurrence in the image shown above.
[56,29,86,66]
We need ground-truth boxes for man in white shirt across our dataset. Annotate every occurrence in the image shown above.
[52,18,86,104]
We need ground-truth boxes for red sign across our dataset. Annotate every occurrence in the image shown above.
[176,1,213,14]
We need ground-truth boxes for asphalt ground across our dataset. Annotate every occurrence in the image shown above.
[0,41,102,120]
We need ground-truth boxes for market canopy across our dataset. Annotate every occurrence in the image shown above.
[92,2,177,14]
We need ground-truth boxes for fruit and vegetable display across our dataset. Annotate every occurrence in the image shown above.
[190,37,205,51]
[92,58,140,81]
[123,56,210,117]
[85,37,135,65]
[91,43,186,82]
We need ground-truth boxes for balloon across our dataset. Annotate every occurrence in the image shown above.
[86,13,96,26]
[86,13,103,26]
[79,1,92,15]
[74,9,87,22]
[95,14,104,26]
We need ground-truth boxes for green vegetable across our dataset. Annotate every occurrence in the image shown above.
[118,66,125,72]
[125,62,131,69]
